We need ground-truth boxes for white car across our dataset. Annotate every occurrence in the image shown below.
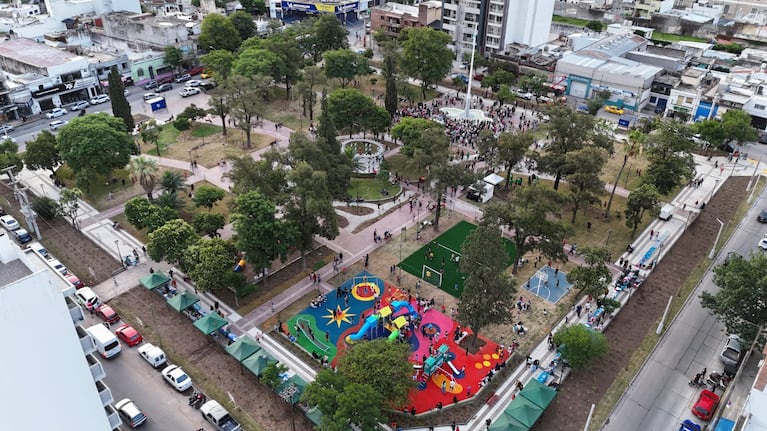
[516,90,534,100]
[114,398,148,428]
[71,101,90,111]
[179,87,201,97]
[759,234,767,250]
[0,215,20,230]
[75,286,101,310]
[90,94,110,105]
[50,120,68,130]
[0,124,14,134]
[162,365,193,391]
[46,108,67,119]
[143,92,160,101]
[185,79,203,87]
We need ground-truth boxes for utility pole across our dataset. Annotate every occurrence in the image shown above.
[2,167,41,240]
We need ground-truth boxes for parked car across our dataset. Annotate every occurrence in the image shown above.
[162,365,193,391]
[473,73,485,81]
[604,105,624,115]
[157,83,173,92]
[691,389,719,421]
[179,87,201,97]
[0,124,15,134]
[67,274,84,289]
[537,95,553,104]
[116,324,143,347]
[175,73,192,83]
[516,89,534,100]
[90,94,110,105]
[199,81,217,90]
[759,234,767,250]
[143,81,158,90]
[185,79,203,87]
[189,66,204,76]
[758,209,767,223]
[200,400,242,431]
[0,214,20,230]
[75,286,101,311]
[720,335,743,371]
[759,134,767,144]
[96,304,120,324]
[201,71,213,79]
[138,343,167,368]
[679,419,701,431]
[46,107,67,119]
[71,101,90,111]
[13,228,32,244]
[143,92,160,101]
[114,398,148,428]
[49,120,68,130]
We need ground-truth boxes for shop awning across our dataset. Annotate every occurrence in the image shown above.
[225,336,262,362]
[140,272,171,290]
[193,312,228,335]
[166,291,200,312]
[519,380,557,410]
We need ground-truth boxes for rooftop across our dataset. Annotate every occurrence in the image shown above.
[0,38,82,69]
[0,257,32,287]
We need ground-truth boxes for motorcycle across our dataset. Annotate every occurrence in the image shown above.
[706,370,733,390]
[192,393,206,409]
[188,392,199,406]
[688,369,707,387]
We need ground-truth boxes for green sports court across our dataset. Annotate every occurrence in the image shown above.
[398,221,517,297]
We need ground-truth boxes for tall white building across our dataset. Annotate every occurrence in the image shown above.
[0,233,121,430]
[441,0,555,56]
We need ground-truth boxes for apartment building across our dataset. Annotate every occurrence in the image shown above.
[0,233,120,430]
[370,1,441,38]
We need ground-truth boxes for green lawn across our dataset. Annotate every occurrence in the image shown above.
[383,154,425,182]
[399,221,516,297]
[651,32,707,43]
[349,178,402,201]
[190,123,223,137]
[551,15,591,27]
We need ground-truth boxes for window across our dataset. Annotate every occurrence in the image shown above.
[137,68,144,77]
[685,97,693,104]
[755,104,766,110]
[650,96,657,103]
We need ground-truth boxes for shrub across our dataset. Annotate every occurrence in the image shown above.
[173,117,191,131]
[32,196,59,220]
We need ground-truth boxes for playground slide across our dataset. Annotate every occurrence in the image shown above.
[390,300,419,319]
[347,314,380,342]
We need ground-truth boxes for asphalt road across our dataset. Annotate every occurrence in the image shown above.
[82,314,209,431]
[605,182,767,430]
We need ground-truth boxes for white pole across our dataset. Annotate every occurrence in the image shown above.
[463,29,478,119]
[656,295,673,335]
[583,404,595,431]
[708,218,724,259]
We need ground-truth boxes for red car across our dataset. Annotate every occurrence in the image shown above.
[96,304,120,324]
[692,389,719,421]
[115,324,143,347]
[189,66,204,76]
[67,274,84,289]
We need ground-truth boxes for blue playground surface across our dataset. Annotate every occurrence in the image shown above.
[525,265,572,303]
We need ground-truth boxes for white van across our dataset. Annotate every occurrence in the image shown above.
[659,203,674,221]
[138,343,167,368]
[87,324,122,359]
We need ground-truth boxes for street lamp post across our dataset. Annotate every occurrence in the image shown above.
[708,218,725,259]
[115,240,123,266]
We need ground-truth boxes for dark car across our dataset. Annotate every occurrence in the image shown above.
[759,134,767,144]
[175,73,191,83]
[157,83,173,92]
[759,209,767,223]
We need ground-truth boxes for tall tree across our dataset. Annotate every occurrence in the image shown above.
[164,46,183,73]
[323,49,369,88]
[331,383,383,431]
[391,117,448,170]
[259,33,304,100]
[226,75,269,149]
[567,246,612,299]
[0,138,23,175]
[337,339,414,407]
[642,121,696,195]
[289,131,351,201]
[147,219,199,265]
[160,170,185,194]
[565,146,607,223]
[538,105,610,190]
[495,130,533,188]
[483,183,568,273]
[283,162,338,269]
[198,13,242,52]
[184,238,238,291]
[400,27,453,99]
[383,50,398,117]
[58,188,83,229]
[107,66,134,133]
[124,197,177,232]
[721,109,758,144]
[128,156,159,200]
[624,183,661,238]
[458,222,517,345]
[298,66,325,121]
[56,113,136,182]
[192,185,225,211]
[327,88,386,137]
[207,84,233,137]
[309,15,349,61]
[139,120,162,155]
[701,253,767,344]
[553,324,609,371]
[229,10,257,40]
[232,47,285,83]
[200,49,235,80]
[231,191,297,286]
[426,162,476,231]
[224,156,288,200]
[23,130,60,173]
[191,212,226,238]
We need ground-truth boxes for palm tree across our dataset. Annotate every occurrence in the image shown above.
[155,190,183,210]
[128,156,159,200]
[160,171,185,194]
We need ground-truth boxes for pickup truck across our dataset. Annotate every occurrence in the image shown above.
[200,400,242,431]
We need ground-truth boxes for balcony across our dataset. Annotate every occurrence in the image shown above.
[66,295,84,324]
[87,353,106,382]
[96,380,114,407]
[105,405,122,430]
[76,325,96,355]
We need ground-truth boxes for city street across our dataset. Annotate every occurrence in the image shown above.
[605,182,767,430]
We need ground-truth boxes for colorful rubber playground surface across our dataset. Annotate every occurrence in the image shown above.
[287,271,503,413]
[398,221,517,297]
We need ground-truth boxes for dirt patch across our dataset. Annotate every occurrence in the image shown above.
[0,182,118,285]
[538,176,749,431]
[336,214,349,229]
[336,205,375,216]
[110,287,314,431]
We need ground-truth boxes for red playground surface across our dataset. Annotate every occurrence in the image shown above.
[333,273,503,414]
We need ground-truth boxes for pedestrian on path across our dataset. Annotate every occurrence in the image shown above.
[271,302,275,313]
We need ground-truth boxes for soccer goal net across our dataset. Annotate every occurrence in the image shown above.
[421,264,443,287]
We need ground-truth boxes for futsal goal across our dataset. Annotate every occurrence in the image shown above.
[421,264,443,287]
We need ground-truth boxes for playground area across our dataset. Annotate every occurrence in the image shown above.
[286,271,503,413]
[398,221,516,297]
[524,265,573,304]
